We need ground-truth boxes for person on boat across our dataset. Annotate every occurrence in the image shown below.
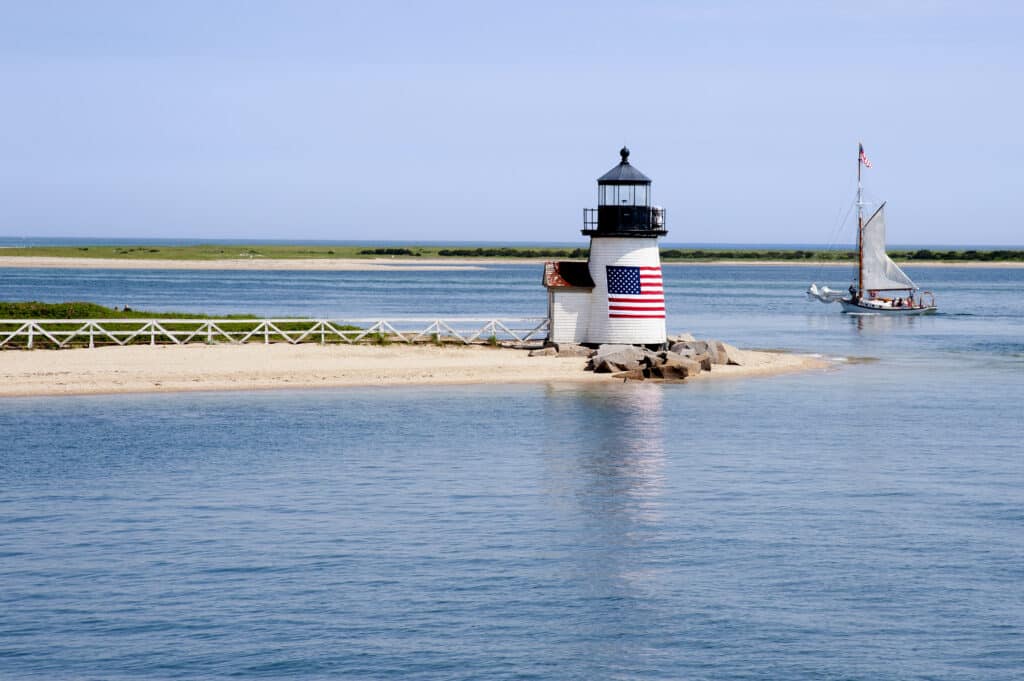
[848,284,860,304]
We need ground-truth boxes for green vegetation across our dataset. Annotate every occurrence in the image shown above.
[4,245,364,260]
[659,249,836,261]
[359,248,420,256]
[890,248,1024,262]
[3,244,1022,263]
[435,247,590,258]
[659,248,1024,262]
[0,302,360,350]
[0,301,253,320]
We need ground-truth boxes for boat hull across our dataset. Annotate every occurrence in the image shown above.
[839,299,937,315]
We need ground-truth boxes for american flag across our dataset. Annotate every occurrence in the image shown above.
[606,265,665,319]
[859,144,871,168]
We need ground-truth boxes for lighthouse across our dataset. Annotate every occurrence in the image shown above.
[544,147,667,346]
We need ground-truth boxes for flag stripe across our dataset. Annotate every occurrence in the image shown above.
[609,306,666,311]
[610,314,665,319]
[605,264,666,319]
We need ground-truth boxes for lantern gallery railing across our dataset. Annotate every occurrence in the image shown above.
[582,206,666,235]
[0,318,550,350]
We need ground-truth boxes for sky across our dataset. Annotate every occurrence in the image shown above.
[1,1,1021,245]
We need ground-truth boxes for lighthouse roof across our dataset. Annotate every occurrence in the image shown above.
[597,147,651,185]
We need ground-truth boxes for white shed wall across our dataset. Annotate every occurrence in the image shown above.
[549,290,592,344]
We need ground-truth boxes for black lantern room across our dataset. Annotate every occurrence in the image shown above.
[582,147,667,237]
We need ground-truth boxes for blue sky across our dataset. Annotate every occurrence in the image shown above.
[1,1,1021,245]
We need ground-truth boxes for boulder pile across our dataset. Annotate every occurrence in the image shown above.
[529,334,746,382]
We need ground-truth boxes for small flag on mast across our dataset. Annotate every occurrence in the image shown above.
[859,144,871,168]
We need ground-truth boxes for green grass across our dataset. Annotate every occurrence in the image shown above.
[4,244,1023,262]
[3,245,370,260]
[1,244,596,260]
[0,301,254,320]
[0,302,362,350]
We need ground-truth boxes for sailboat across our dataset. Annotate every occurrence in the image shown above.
[807,144,937,315]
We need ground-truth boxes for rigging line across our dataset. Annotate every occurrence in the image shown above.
[815,195,856,282]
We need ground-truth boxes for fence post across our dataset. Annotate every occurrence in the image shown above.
[89,325,94,349]
[264,324,269,344]
[320,322,325,346]
[28,325,34,349]
[150,323,155,346]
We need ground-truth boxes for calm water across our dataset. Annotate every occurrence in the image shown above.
[2,263,1023,679]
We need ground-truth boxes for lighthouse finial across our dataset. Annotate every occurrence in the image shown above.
[620,146,630,164]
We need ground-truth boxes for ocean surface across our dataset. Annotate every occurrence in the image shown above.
[2,263,1023,679]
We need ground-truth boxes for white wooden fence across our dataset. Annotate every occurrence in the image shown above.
[0,318,550,350]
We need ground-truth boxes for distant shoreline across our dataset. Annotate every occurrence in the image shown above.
[0,255,1022,270]
[0,256,487,271]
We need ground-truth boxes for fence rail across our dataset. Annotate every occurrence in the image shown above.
[0,318,550,350]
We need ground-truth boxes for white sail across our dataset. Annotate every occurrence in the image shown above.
[861,203,916,291]
[807,283,844,303]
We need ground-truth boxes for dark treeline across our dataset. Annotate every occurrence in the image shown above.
[660,249,833,260]
[357,246,1024,262]
[436,247,590,258]
[359,248,421,256]
[893,249,1024,261]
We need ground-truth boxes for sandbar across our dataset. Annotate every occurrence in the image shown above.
[0,343,827,397]
[0,256,486,271]
[1,256,1021,270]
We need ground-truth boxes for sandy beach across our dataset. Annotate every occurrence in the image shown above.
[0,343,827,397]
[0,256,488,271]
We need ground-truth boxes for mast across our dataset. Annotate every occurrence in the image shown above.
[857,142,864,294]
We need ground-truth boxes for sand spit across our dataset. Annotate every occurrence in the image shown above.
[1,256,1021,270]
[0,343,827,397]
[0,256,487,271]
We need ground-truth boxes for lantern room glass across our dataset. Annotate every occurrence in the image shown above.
[599,183,650,207]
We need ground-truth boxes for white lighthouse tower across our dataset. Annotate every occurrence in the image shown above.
[544,147,667,346]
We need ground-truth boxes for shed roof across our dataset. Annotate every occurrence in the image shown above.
[544,261,595,289]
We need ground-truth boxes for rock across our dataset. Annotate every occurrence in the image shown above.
[594,344,642,358]
[642,365,664,379]
[661,350,691,365]
[669,343,697,358]
[667,332,696,343]
[594,343,699,380]
[705,340,728,365]
[594,337,745,380]
[615,365,687,381]
[721,342,745,366]
[528,346,557,357]
[670,340,709,356]
[554,343,595,358]
[589,345,648,372]
[655,364,689,380]
[663,356,702,377]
